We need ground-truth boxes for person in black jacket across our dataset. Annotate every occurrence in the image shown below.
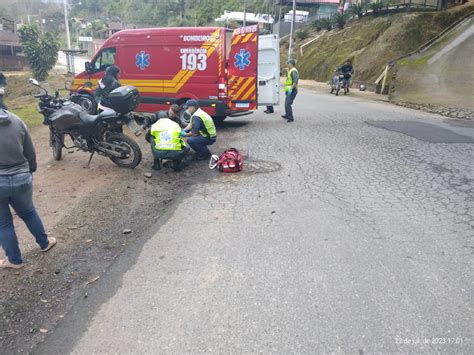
[95,65,141,135]
[0,72,7,110]
[96,65,121,110]
[0,109,57,269]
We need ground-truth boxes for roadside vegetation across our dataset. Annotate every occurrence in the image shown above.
[4,74,68,128]
[287,1,474,83]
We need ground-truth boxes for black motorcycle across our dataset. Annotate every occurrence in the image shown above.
[29,78,142,169]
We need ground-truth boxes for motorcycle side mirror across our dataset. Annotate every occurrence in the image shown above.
[85,61,92,73]
[29,78,40,86]
[65,80,72,91]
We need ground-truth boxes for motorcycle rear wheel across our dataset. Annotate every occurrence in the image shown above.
[106,133,142,169]
[49,128,64,161]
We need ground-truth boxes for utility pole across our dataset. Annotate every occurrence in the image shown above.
[288,0,296,60]
[63,0,71,50]
[243,0,247,27]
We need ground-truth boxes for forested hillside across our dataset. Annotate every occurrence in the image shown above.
[1,0,276,27]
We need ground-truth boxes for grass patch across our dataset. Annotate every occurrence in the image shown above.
[9,102,42,128]
[3,73,69,129]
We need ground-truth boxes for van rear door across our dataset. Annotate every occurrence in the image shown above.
[227,25,258,111]
[257,34,280,106]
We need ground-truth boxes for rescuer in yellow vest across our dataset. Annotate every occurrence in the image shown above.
[149,108,190,172]
[282,59,299,123]
[182,99,217,160]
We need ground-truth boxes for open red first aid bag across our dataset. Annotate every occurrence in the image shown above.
[209,148,243,173]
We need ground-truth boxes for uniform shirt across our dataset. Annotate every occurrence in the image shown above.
[290,70,299,87]
[191,116,208,137]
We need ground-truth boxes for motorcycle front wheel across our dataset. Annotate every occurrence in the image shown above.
[105,133,142,169]
[49,128,64,161]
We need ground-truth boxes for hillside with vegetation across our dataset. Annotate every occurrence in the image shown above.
[288,1,474,84]
[0,0,276,28]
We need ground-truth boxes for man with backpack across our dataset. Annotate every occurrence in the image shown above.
[182,100,217,160]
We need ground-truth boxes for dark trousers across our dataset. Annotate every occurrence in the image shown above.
[0,96,7,110]
[150,139,190,162]
[285,90,297,120]
[187,136,216,158]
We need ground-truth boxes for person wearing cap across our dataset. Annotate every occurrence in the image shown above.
[0,109,57,269]
[149,108,190,172]
[0,72,7,110]
[282,59,299,123]
[182,99,217,160]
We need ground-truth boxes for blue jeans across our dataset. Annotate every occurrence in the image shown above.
[187,136,216,158]
[0,173,48,265]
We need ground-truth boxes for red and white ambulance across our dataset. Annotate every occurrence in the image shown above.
[70,25,280,122]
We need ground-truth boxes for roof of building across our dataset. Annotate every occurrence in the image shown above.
[0,30,22,47]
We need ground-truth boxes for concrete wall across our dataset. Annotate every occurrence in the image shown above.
[0,55,28,71]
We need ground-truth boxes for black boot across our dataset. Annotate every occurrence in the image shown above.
[172,160,183,172]
[152,159,161,171]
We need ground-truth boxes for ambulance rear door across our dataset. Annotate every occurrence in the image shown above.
[257,34,280,106]
[227,25,258,111]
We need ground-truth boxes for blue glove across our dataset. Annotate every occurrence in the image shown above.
[180,129,187,137]
[288,88,293,95]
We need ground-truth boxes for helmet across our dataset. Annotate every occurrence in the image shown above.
[184,99,199,109]
[209,154,220,169]
[359,84,366,92]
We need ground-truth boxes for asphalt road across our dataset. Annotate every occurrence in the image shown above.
[37,89,473,354]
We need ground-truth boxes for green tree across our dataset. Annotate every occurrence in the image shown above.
[320,18,333,31]
[349,3,366,19]
[312,20,323,31]
[296,29,310,41]
[368,1,384,15]
[18,25,60,81]
[332,13,348,30]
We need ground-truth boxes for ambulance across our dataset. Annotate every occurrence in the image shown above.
[70,25,280,123]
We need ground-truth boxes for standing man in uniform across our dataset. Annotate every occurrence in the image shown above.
[182,100,217,160]
[282,59,299,123]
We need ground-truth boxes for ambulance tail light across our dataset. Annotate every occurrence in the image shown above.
[218,78,227,99]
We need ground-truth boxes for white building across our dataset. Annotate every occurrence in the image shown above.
[215,11,274,25]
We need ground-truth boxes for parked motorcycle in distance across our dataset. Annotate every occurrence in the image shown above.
[29,78,142,169]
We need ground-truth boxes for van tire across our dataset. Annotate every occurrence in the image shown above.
[74,94,97,114]
[178,109,192,128]
[213,116,226,126]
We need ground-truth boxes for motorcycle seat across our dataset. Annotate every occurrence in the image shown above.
[79,108,117,125]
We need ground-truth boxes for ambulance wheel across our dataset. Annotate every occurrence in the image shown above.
[213,116,226,125]
[178,109,192,128]
[77,95,97,114]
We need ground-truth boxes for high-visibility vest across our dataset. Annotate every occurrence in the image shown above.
[193,108,217,138]
[150,118,184,151]
[284,67,299,92]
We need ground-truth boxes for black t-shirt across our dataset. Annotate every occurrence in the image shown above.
[339,64,353,75]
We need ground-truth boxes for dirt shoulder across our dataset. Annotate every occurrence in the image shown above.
[0,126,211,352]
